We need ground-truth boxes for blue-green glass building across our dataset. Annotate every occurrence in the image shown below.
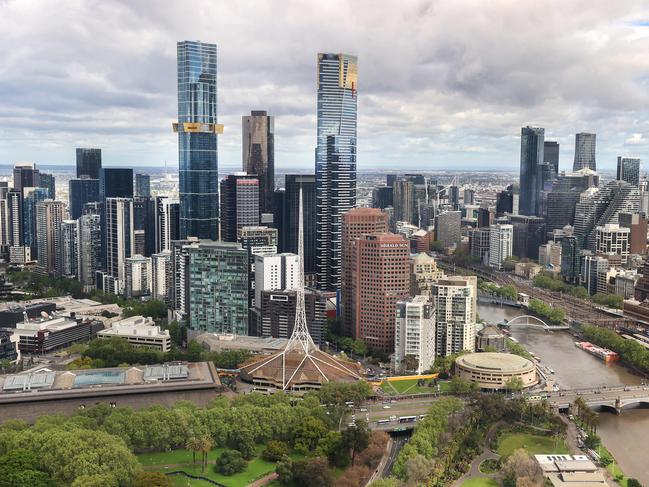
[23,187,49,258]
[176,41,219,241]
[187,241,248,334]
[315,53,358,291]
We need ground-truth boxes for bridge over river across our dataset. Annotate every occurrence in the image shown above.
[527,385,649,414]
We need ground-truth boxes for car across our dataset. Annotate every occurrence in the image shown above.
[360,408,368,412]
[389,416,397,421]
[383,405,391,409]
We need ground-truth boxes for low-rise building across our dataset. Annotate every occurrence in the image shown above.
[454,352,538,390]
[0,332,19,364]
[475,325,506,352]
[514,262,542,280]
[535,454,606,487]
[8,314,102,353]
[98,316,171,352]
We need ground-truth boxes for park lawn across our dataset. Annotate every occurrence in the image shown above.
[497,433,569,457]
[461,477,499,487]
[137,447,226,466]
[380,379,442,395]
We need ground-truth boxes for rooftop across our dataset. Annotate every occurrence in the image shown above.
[456,352,534,372]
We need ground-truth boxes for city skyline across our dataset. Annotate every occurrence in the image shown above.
[1,1,649,170]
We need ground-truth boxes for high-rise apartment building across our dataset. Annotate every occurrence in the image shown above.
[254,253,299,307]
[489,224,513,270]
[68,178,100,220]
[573,133,596,171]
[432,277,476,356]
[76,148,102,179]
[187,241,248,334]
[155,196,180,253]
[23,187,49,258]
[394,295,436,374]
[435,211,461,248]
[242,110,274,214]
[170,237,199,319]
[135,173,151,197]
[595,224,630,264]
[220,173,260,242]
[35,200,65,276]
[617,157,640,187]
[258,288,327,344]
[125,255,151,298]
[282,175,317,280]
[341,208,388,337]
[176,41,220,240]
[544,141,560,175]
[60,220,78,278]
[519,126,544,216]
[469,228,491,263]
[351,233,410,352]
[151,251,172,304]
[315,53,358,291]
[77,212,101,290]
[104,198,134,294]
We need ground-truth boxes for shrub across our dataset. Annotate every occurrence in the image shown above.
[262,440,289,462]
[214,449,247,476]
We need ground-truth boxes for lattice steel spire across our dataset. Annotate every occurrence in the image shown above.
[285,186,316,353]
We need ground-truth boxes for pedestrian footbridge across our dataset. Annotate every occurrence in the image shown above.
[504,315,569,331]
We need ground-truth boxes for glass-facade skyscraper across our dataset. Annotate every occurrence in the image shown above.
[617,156,640,187]
[315,53,358,291]
[242,110,274,215]
[176,40,220,241]
[573,132,596,171]
[519,126,544,216]
[76,148,102,179]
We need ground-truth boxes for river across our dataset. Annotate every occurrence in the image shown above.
[478,303,649,484]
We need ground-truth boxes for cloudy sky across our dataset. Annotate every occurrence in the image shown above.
[1,0,649,172]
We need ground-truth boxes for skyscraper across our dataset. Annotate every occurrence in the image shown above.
[573,133,596,171]
[617,156,640,187]
[544,141,560,174]
[433,277,476,356]
[68,178,100,220]
[77,212,102,290]
[135,173,151,197]
[60,220,78,278]
[394,295,436,374]
[35,200,65,276]
[155,196,180,253]
[176,40,220,240]
[315,53,358,291]
[243,111,274,214]
[76,148,102,179]
[489,224,513,270]
[282,175,316,281]
[219,173,260,242]
[39,173,55,199]
[519,126,544,216]
[99,168,133,200]
[23,187,49,258]
[104,198,134,294]
[13,162,40,195]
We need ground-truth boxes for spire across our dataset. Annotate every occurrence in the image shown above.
[285,186,316,353]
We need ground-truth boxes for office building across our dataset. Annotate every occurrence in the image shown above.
[187,241,248,334]
[545,169,598,233]
[125,254,151,298]
[341,208,388,337]
[13,162,40,194]
[519,126,544,216]
[98,316,171,352]
[469,228,491,263]
[151,251,172,304]
[242,110,274,214]
[536,162,555,216]
[176,41,220,240]
[77,213,101,290]
[35,200,65,276]
[39,173,55,199]
[539,242,562,270]
[258,288,327,344]
[282,175,317,280]
[154,196,180,253]
[573,132,597,171]
[510,215,546,260]
[489,224,513,270]
[0,332,19,364]
[132,196,155,257]
[253,253,299,308]
[372,186,393,209]
[544,140,560,174]
[595,224,630,264]
[315,53,358,291]
[435,211,461,248]
[104,198,134,294]
[99,168,133,200]
[220,173,259,242]
[433,277,476,356]
[617,157,640,186]
[22,187,49,258]
[11,314,102,354]
[68,178,100,220]
[560,236,582,283]
[448,186,460,207]
[463,188,475,206]
[60,220,78,278]
[135,173,151,197]
[76,148,102,179]
[496,184,519,216]
[580,254,609,295]
[350,233,410,352]
[394,295,436,374]
[410,252,445,296]
[618,212,647,255]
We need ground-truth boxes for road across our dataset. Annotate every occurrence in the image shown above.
[530,385,649,410]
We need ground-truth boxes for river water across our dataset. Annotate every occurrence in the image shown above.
[478,303,649,484]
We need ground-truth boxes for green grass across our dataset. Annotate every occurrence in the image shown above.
[461,477,499,487]
[138,447,301,487]
[380,379,446,395]
[597,445,628,487]
[497,433,569,457]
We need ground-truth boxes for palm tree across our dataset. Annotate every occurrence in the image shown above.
[185,437,201,468]
[199,436,213,472]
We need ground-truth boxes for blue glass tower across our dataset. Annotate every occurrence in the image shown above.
[23,187,49,258]
[315,53,358,291]
[176,41,220,240]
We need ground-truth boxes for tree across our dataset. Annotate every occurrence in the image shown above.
[500,449,543,487]
[228,427,256,459]
[402,354,419,372]
[186,437,201,467]
[627,479,643,487]
[133,472,172,487]
[292,457,333,487]
[214,449,247,476]
[198,436,213,472]
[368,479,401,487]
[342,420,371,466]
[404,453,435,486]
[0,449,52,487]
[505,376,524,392]
[263,440,289,462]
[583,433,600,449]
[317,431,350,468]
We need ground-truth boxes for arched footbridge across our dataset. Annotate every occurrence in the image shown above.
[503,315,569,331]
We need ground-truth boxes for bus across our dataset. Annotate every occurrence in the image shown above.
[377,419,390,425]
[399,416,417,423]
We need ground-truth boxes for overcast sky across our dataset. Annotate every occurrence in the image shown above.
[1,0,649,172]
